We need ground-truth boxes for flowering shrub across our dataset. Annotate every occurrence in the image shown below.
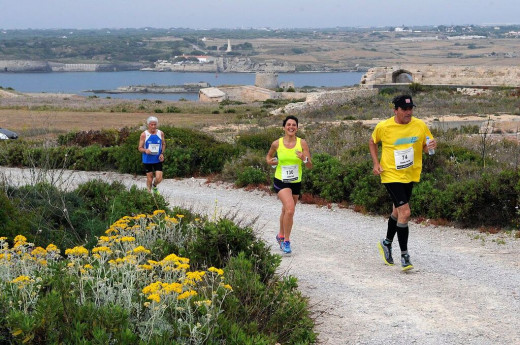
[0,211,232,344]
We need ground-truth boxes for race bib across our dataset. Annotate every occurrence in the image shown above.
[149,144,160,155]
[394,147,414,170]
[281,165,299,182]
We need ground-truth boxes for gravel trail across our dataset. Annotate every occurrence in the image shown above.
[2,167,519,345]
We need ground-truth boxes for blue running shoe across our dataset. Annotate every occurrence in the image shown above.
[401,254,413,271]
[281,241,292,254]
[276,234,284,250]
[378,239,394,266]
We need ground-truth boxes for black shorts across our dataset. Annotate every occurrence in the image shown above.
[273,178,301,195]
[144,162,163,173]
[384,182,414,208]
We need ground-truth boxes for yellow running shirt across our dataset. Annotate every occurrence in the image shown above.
[371,117,433,183]
[275,137,303,183]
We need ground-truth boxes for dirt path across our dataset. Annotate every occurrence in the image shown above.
[1,167,519,345]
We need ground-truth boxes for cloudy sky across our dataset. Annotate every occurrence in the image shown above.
[1,0,518,30]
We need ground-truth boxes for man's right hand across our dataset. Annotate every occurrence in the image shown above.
[372,163,383,175]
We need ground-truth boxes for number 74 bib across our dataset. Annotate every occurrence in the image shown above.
[394,147,414,170]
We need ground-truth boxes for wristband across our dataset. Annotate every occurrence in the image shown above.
[303,157,309,164]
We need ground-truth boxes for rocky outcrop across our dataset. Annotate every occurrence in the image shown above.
[156,57,295,73]
[0,60,51,72]
[270,87,378,115]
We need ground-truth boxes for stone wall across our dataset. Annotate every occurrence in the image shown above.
[361,65,520,87]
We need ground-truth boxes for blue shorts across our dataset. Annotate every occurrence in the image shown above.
[273,178,301,195]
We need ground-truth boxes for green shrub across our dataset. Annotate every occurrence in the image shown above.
[236,128,282,152]
[236,166,268,187]
[187,219,279,281]
[220,150,271,185]
[166,106,182,113]
[303,153,347,202]
[220,253,316,345]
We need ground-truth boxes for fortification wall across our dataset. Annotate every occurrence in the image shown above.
[361,65,520,87]
[50,63,98,72]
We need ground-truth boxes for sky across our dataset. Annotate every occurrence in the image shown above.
[1,0,519,30]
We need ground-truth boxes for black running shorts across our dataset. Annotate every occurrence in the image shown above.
[384,182,414,207]
[273,178,301,195]
[144,162,163,173]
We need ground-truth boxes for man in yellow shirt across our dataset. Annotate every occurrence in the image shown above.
[369,95,437,271]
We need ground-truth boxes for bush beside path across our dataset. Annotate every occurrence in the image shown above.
[1,167,519,345]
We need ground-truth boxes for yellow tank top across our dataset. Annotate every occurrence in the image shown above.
[275,137,303,183]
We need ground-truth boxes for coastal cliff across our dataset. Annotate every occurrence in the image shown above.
[0,57,295,73]
[0,60,147,73]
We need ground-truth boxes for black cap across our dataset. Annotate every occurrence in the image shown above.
[392,95,416,109]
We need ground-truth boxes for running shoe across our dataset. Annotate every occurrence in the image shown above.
[377,239,394,265]
[152,186,159,195]
[401,254,413,271]
[276,234,284,250]
[281,241,292,254]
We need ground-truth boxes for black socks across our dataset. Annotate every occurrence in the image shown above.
[385,215,398,244]
[396,222,409,253]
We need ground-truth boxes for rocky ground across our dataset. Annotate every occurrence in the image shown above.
[1,167,519,345]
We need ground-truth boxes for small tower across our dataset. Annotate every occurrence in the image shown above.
[255,72,279,89]
[226,39,232,52]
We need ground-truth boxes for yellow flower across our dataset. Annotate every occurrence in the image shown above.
[65,246,89,257]
[132,246,151,255]
[45,244,60,253]
[208,267,224,276]
[31,247,47,256]
[138,264,153,270]
[186,271,206,282]
[142,281,162,295]
[147,294,161,303]
[165,216,179,224]
[0,253,12,261]
[0,236,7,241]
[177,290,197,300]
[92,246,113,255]
[84,264,93,269]
[14,235,27,243]
[195,299,212,307]
[176,214,185,219]
[162,282,183,294]
[11,275,31,284]
[120,236,135,242]
[223,284,233,291]
[153,210,165,216]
